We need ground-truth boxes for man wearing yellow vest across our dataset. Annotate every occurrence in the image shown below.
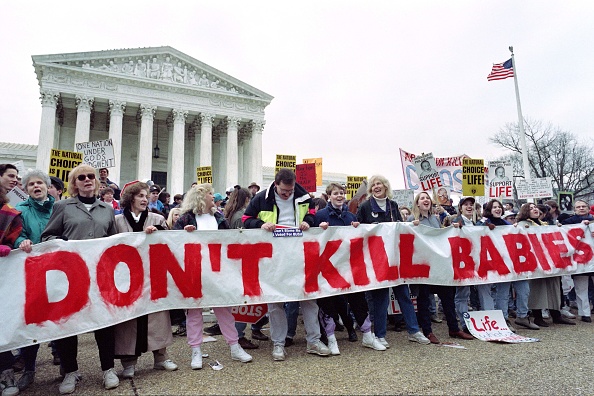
[242,168,330,361]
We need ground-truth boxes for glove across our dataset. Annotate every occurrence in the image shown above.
[0,245,11,257]
[487,223,496,230]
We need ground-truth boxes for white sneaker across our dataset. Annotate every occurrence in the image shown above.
[121,365,135,379]
[0,369,19,396]
[59,371,81,395]
[191,347,203,369]
[230,343,253,363]
[306,340,331,356]
[377,337,390,349]
[542,309,550,319]
[408,331,431,345]
[561,306,576,319]
[102,368,119,390]
[154,359,178,371]
[361,332,386,351]
[272,345,286,361]
[327,334,340,355]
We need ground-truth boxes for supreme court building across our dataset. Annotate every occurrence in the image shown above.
[32,47,273,194]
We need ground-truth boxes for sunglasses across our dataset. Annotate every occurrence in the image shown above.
[77,173,96,181]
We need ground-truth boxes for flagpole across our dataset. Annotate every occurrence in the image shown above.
[509,46,531,181]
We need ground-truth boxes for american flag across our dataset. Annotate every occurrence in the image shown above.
[487,58,514,81]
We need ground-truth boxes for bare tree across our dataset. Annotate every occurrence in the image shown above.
[490,119,594,198]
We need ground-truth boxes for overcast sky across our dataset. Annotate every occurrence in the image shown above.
[1,1,593,189]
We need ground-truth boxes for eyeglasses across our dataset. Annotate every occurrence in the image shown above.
[277,187,294,195]
[77,173,96,181]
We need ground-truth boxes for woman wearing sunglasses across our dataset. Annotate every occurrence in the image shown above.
[42,164,119,395]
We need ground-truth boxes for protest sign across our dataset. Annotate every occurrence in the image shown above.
[392,189,414,210]
[346,176,366,200]
[558,191,574,213]
[400,149,469,193]
[1,222,592,352]
[414,153,443,191]
[6,186,27,205]
[296,163,316,192]
[303,158,323,187]
[462,158,485,196]
[488,160,513,198]
[516,178,553,200]
[275,154,296,174]
[464,310,539,343]
[47,149,83,196]
[75,139,115,169]
[196,166,213,184]
[231,304,268,324]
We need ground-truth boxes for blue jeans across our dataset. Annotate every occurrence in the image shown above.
[391,285,420,335]
[455,286,470,329]
[495,280,529,319]
[370,288,390,338]
[284,302,300,339]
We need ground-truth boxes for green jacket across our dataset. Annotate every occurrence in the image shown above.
[15,195,55,247]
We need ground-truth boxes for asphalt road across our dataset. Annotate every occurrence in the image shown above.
[17,314,594,395]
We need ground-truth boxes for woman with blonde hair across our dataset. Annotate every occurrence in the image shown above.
[173,183,253,369]
[357,175,429,347]
[166,207,182,229]
[41,164,119,394]
[408,192,471,342]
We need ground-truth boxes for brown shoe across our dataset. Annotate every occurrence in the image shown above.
[251,329,269,341]
[427,333,440,344]
[238,337,259,349]
[449,330,474,340]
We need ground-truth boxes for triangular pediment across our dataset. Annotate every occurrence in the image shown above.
[32,46,273,102]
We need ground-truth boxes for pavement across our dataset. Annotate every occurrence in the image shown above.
[15,312,594,395]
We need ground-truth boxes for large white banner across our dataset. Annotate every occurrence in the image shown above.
[1,223,593,352]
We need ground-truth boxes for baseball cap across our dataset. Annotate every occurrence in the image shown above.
[149,185,160,193]
[502,211,516,219]
[214,193,224,202]
[458,197,476,210]
[49,176,64,191]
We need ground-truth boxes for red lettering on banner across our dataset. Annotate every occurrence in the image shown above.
[227,243,273,297]
[448,237,475,280]
[567,228,593,264]
[526,234,551,271]
[349,238,370,286]
[96,245,143,307]
[399,234,430,278]
[503,234,539,273]
[303,241,351,293]
[24,251,90,324]
[541,232,572,269]
[209,244,222,272]
[368,236,399,281]
[470,315,499,332]
[478,235,510,278]
[150,244,202,300]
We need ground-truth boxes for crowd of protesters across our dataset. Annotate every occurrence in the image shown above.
[0,164,592,395]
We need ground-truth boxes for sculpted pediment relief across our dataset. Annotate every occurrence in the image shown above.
[33,47,272,102]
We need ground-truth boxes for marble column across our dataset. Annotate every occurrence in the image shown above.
[199,113,214,166]
[36,90,60,172]
[137,104,156,182]
[251,120,265,185]
[242,129,252,185]
[74,95,94,146]
[108,100,126,185]
[238,132,245,186]
[212,132,222,192]
[191,118,201,182]
[226,116,240,187]
[169,109,188,194]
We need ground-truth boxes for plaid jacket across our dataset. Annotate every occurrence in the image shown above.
[0,204,23,248]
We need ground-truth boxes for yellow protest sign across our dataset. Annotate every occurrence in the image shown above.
[346,176,367,200]
[48,149,83,197]
[462,158,485,196]
[196,166,213,184]
[275,154,296,174]
[303,158,323,186]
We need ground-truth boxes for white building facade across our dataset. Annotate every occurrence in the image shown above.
[32,47,273,195]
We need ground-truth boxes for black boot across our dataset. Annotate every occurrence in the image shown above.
[551,309,576,325]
